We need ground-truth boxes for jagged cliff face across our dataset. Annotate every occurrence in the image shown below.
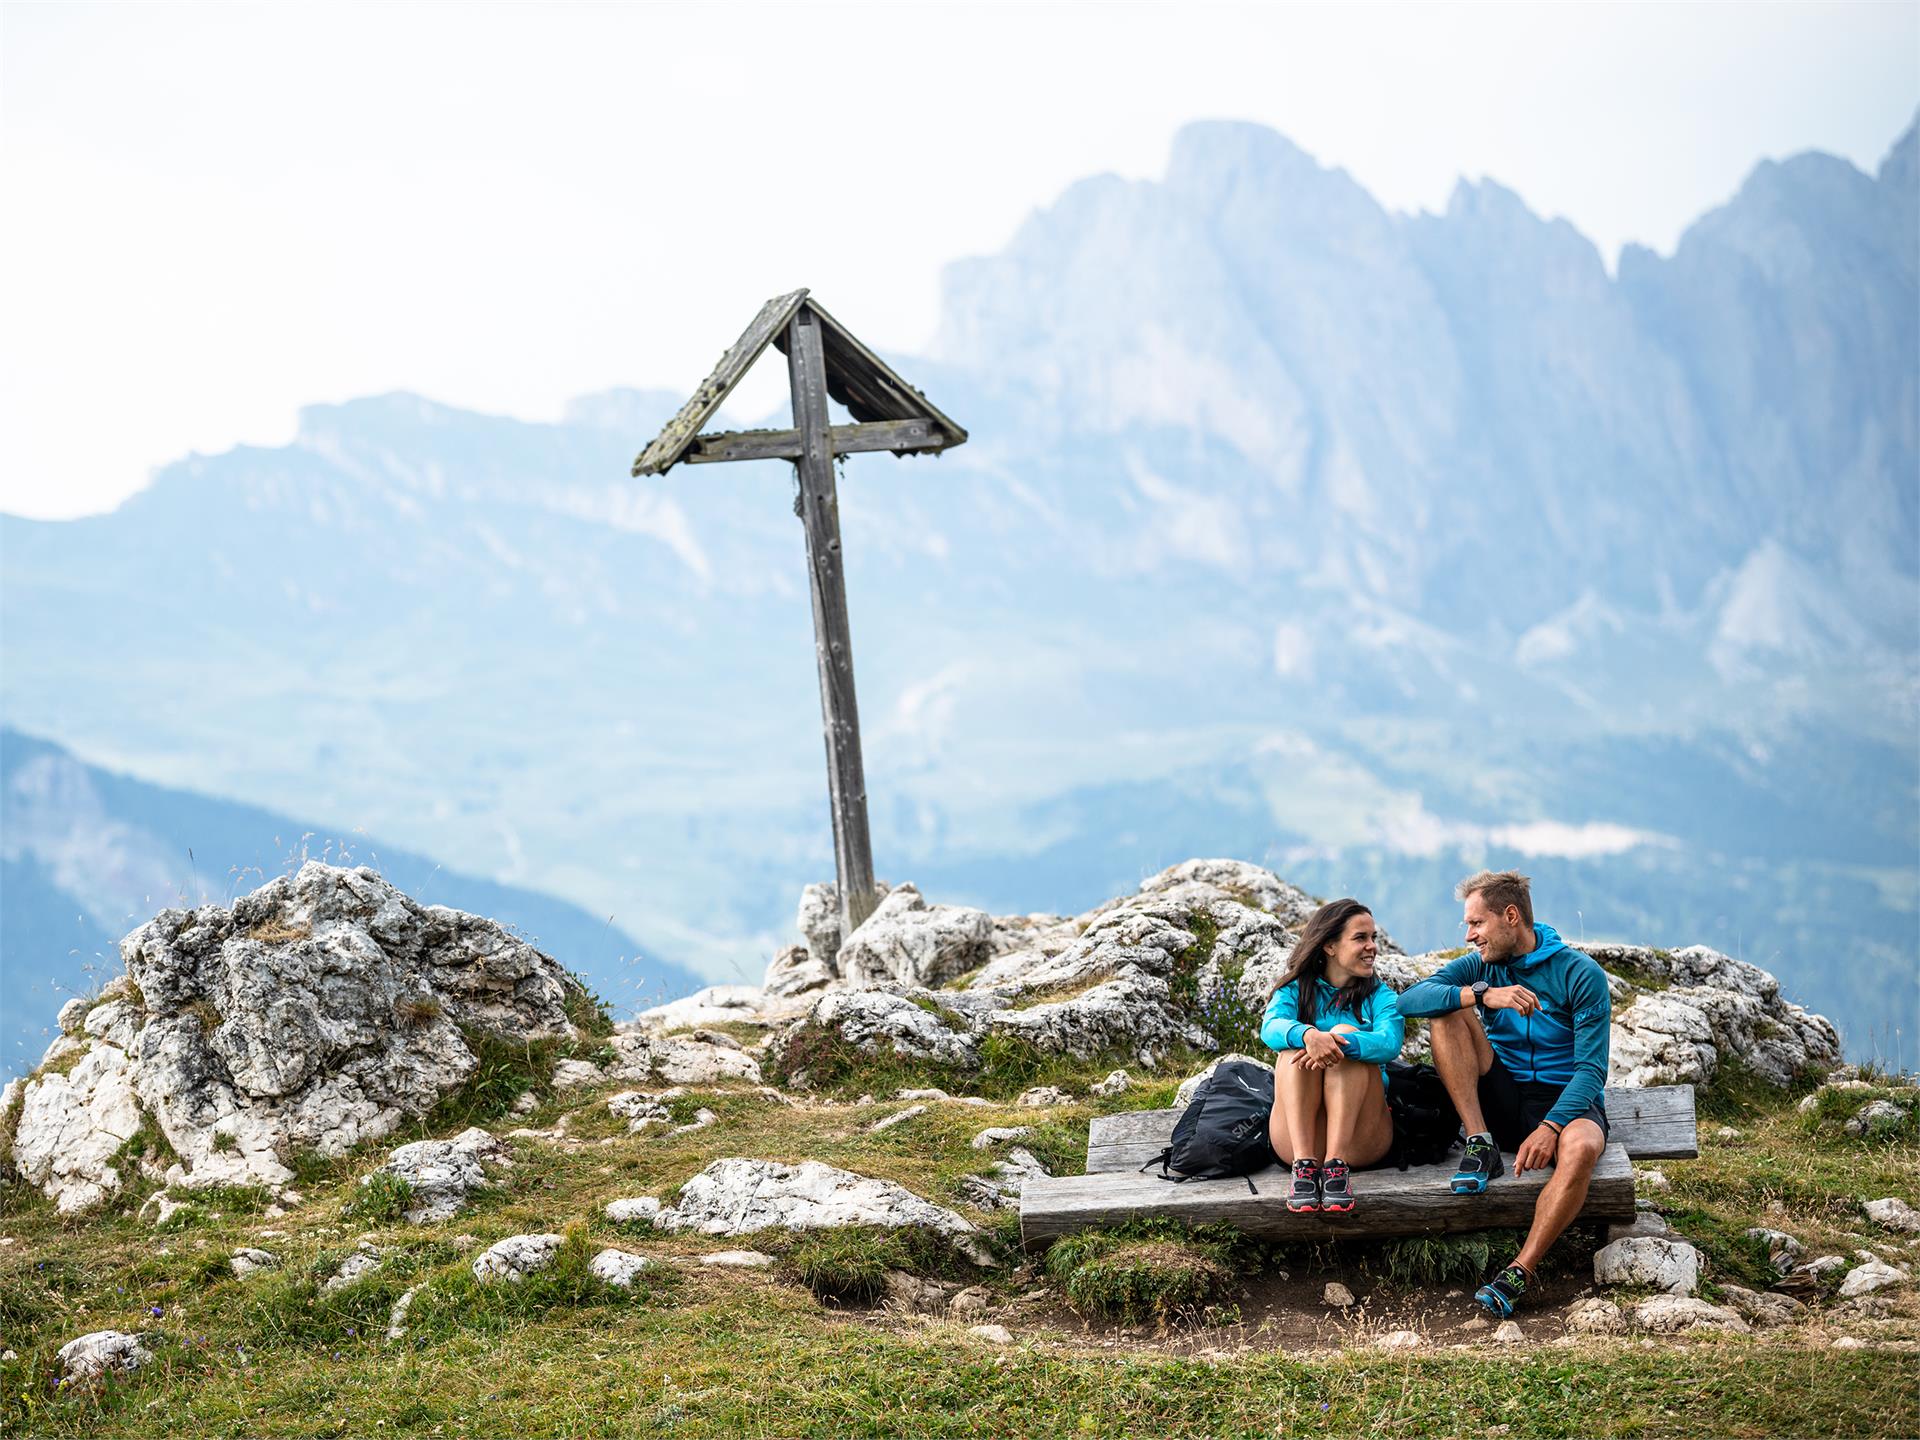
[0,117,1913,1053]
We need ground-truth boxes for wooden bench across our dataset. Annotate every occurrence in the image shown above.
[1019,1084,1696,1249]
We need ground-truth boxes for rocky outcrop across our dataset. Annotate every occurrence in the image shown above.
[1593,944,1840,1087]
[834,885,993,990]
[5,864,590,1211]
[652,1157,996,1265]
[362,1127,510,1224]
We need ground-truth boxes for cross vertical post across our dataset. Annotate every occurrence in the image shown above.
[786,307,879,936]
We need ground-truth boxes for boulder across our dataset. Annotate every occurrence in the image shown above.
[605,1196,663,1225]
[1863,1197,1920,1233]
[589,1249,652,1288]
[1490,1321,1525,1345]
[7,863,589,1209]
[801,990,979,1067]
[653,1158,996,1266]
[763,946,835,999]
[1837,1261,1910,1298]
[1089,1069,1132,1098]
[835,885,993,990]
[1593,1237,1700,1296]
[605,1027,762,1086]
[1845,1100,1910,1137]
[970,1126,1032,1150]
[471,1233,563,1284]
[362,1127,509,1224]
[57,1330,153,1380]
[794,880,892,973]
[1322,1282,1355,1308]
[1631,1295,1749,1334]
[322,1246,384,1293]
[968,1324,1014,1345]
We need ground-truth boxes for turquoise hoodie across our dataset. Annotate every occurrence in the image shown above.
[1395,923,1611,1130]
[1259,975,1405,1085]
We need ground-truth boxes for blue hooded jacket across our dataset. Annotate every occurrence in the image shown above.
[1396,923,1611,1129]
[1260,975,1404,1085]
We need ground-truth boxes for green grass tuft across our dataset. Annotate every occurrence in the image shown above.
[1045,1225,1237,1323]
[340,1170,414,1224]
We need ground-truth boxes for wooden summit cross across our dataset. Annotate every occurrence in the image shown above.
[633,289,968,939]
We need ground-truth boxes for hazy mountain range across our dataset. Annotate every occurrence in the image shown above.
[3,115,1914,1065]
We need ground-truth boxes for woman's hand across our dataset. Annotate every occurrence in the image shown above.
[1294,1029,1346,1070]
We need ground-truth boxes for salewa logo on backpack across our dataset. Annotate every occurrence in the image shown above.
[1141,1059,1278,1194]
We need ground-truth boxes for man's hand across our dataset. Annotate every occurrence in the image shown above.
[1293,1029,1345,1070]
[1514,1123,1559,1175]
[1484,984,1539,1015]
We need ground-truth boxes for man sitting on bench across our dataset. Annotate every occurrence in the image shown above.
[1397,870,1612,1318]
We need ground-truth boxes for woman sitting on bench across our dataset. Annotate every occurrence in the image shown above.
[1260,898,1405,1215]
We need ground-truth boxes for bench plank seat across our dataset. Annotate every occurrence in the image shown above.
[1083,1084,1697,1175]
[1020,1142,1635,1249]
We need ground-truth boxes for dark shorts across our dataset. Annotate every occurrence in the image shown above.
[1479,1056,1609,1152]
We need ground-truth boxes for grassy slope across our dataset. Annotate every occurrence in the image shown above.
[2,1051,1916,1439]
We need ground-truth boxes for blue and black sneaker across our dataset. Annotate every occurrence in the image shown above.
[1474,1263,1531,1318]
[1450,1133,1504,1195]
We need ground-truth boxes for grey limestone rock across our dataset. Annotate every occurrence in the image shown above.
[58,1329,153,1379]
[763,946,836,999]
[1629,1295,1749,1334]
[654,1157,995,1265]
[364,1126,509,1224]
[323,1246,385,1293]
[1563,1297,1628,1335]
[605,1027,764,1086]
[1719,1284,1806,1328]
[803,990,980,1066]
[1593,1237,1701,1295]
[1864,1197,1920,1232]
[229,1247,279,1279]
[1845,1099,1911,1136]
[9,863,588,1211]
[835,884,994,990]
[589,1248,653,1287]
[1837,1260,1910,1298]
[472,1233,564,1283]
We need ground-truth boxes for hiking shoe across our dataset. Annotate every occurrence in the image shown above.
[1475,1263,1530,1318]
[1286,1158,1321,1213]
[1450,1133,1504,1195]
[1319,1159,1354,1214]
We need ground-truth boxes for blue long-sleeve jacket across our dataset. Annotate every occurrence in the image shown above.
[1396,923,1611,1129]
[1260,976,1404,1084]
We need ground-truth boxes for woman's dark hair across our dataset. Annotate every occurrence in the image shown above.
[1271,898,1378,1027]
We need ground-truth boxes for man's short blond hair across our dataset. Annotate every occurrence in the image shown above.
[1457,869,1533,927]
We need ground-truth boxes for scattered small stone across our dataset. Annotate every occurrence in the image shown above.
[970,1126,1033,1150]
[700,1250,774,1268]
[1631,1295,1749,1334]
[1801,1254,1848,1277]
[1745,1227,1804,1275]
[897,1088,950,1101]
[1322,1282,1355,1308]
[1491,1321,1525,1345]
[1563,1298,1627,1336]
[1838,1260,1910,1299]
[263,1203,286,1220]
[870,1105,927,1133]
[552,1059,606,1089]
[0,1350,14,1362]
[1864,1197,1920,1233]
[322,1248,384,1294]
[1375,1330,1422,1349]
[1015,1086,1072,1107]
[883,1270,953,1312]
[1713,1126,1742,1141]
[510,1090,540,1115]
[229,1247,279,1279]
[608,1093,671,1131]
[1633,1166,1671,1193]
[1831,1335,1867,1349]
[1089,1070,1131,1098]
[1459,1315,1489,1332]
[58,1330,153,1379]
[672,1107,719,1135]
[589,1249,653,1288]
[949,1285,993,1316]
[968,1324,1014,1345]
[471,1233,563,1284]
[605,1197,663,1225]
[1844,1100,1910,1136]
[385,1286,419,1341]
[450,1234,479,1252]
[1719,1284,1806,1328]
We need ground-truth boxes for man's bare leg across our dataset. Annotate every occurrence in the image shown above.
[1426,1006,1494,1136]
[1512,1118,1606,1275]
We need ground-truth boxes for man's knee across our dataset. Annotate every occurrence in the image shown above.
[1559,1119,1606,1169]
[1429,1007,1477,1037]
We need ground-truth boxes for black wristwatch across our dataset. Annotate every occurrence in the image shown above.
[1470,980,1490,1007]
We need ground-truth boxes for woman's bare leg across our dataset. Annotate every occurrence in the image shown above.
[1323,1025,1394,1165]
[1270,1056,1326,1164]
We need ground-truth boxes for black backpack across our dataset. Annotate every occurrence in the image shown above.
[1141,1058,1278,1193]
[1383,1059,1461,1170]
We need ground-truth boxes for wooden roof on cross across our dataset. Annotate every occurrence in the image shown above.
[631,289,968,478]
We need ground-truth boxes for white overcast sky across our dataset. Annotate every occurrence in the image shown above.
[2,0,1915,519]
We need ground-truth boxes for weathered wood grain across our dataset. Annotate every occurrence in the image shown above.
[775,297,969,448]
[787,307,878,936]
[684,418,947,465]
[1084,1085,1696,1171]
[632,289,809,477]
[1020,1142,1636,1250]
